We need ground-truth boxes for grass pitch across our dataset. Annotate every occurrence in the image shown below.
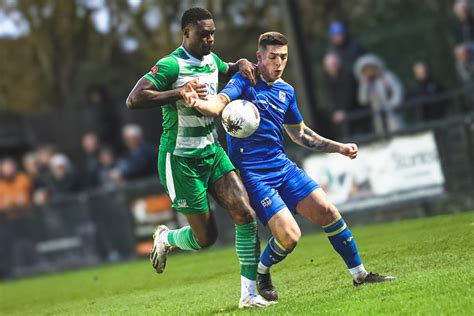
[1,211,473,315]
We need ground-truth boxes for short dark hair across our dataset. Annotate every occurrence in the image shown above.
[258,32,288,49]
[181,7,213,30]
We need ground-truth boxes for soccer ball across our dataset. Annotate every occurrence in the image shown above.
[221,100,260,138]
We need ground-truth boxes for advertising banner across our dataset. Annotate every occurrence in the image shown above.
[302,131,445,212]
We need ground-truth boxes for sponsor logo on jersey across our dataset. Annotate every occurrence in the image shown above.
[279,91,286,102]
[228,79,236,85]
[150,65,159,77]
[177,199,188,208]
[261,197,272,208]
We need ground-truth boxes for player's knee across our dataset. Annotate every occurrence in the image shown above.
[229,201,256,225]
[280,228,301,251]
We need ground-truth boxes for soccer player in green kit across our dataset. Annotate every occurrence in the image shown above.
[126,8,273,308]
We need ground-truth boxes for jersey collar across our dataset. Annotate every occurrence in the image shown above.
[181,45,207,64]
[259,74,283,86]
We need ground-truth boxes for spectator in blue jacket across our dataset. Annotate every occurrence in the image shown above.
[111,124,156,183]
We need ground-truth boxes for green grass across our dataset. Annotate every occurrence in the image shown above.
[1,212,473,315]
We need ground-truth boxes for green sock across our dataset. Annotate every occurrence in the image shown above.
[235,220,260,280]
[167,226,202,251]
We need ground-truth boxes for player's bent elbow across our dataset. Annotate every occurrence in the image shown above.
[126,93,140,110]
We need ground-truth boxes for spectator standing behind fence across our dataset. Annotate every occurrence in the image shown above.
[354,54,405,136]
[110,124,155,183]
[454,43,474,82]
[97,147,119,189]
[453,0,474,44]
[0,158,32,213]
[407,62,447,122]
[35,144,56,185]
[321,53,369,138]
[326,21,367,74]
[80,132,101,188]
[85,86,121,151]
[43,154,79,202]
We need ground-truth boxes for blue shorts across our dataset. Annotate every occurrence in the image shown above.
[241,162,320,225]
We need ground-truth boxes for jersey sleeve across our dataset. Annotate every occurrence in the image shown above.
[211,52,229,74]
[143,56,179,91]
[219,73,248,102]
[283,93,304,126]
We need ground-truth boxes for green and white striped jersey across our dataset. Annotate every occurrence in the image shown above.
[144,46,228,158]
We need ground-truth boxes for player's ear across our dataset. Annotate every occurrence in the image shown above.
[183,26,190,38]
[256,50,261,62]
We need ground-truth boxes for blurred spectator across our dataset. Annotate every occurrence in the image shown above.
[97,146,119,189]
[35,144,56,184]
[43,153,79,201]
[81,132,101,188]
[327,21,367,74]
[112,124,155,183]
[34,144,57,204]
[85,85,121,151]
[321,53,368,138]
[21,152,42,189]
[355,54,405,136]
[454,43,474,82]
[407,62,447,122]
[453,0,474,44]
[0,158,33,212]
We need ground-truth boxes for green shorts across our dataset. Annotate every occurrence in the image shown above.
[157,146,235,214]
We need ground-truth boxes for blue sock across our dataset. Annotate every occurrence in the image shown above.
[323,217,363,270]
[258,236,290,273]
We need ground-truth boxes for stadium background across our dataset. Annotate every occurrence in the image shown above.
[0,1,473,313]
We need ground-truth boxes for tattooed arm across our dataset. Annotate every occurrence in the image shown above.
[284,123,359,159]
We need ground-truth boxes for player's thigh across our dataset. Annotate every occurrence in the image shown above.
[278,163,319,210]
[296,188,341,226]
[184,211,218,248]
[208,146,255,224]
[159,151,210,215]
[267,208,301,251]
[208,171,256,224]
[244,180,288,226]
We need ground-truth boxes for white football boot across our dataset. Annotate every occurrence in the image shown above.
[238,295,277,308]
[150,225,170,273]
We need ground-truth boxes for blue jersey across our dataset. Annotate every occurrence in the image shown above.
[220,73,303,181]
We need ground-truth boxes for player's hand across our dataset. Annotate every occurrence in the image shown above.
[180,82,201,108]
[339,143,358,159]
[237,59,258,86]
[186,79,208,100]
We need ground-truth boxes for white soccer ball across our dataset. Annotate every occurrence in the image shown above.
[221,99,260,138]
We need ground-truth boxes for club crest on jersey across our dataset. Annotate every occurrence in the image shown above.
[177,199,188,208]
[261,197,272,208]
[150,65,159,77]
[279,91,286,102]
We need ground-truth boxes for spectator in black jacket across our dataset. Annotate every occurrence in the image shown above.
[453,0,474,44]
[85,86,122,151]
[43,153,80,201]
[321,53,367,138]
[327,21,367,74]
[111,124,155,183]
[454,43,474,82]
[407,62,446,122]
[80,132,101,188]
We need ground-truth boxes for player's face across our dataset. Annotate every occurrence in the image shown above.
[184,19,215,58]
[257,45,288,82]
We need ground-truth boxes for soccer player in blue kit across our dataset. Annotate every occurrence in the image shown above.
[181,32,395,301]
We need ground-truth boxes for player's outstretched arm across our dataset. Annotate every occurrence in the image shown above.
[284,123,358,159]
[180,83,229,117]
[126,78,207,110]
